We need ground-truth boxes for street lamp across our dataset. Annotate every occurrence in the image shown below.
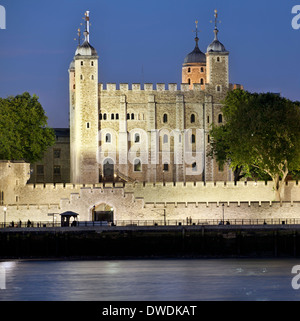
[222,203,224,225]
[3,207,7,228]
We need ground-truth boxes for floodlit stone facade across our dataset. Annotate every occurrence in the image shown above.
[1,161,300,224]
[68,11,241,185]
[2,11,297,225]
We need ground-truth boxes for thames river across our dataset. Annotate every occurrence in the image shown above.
[0,259,300,301]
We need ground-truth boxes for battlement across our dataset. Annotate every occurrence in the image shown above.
[24,180,299,191]
[99,83,202,92]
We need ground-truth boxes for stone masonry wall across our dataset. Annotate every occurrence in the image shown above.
[1,162,300,224]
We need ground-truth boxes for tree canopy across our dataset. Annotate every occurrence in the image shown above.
[0,92,55,163]
[209,89,300,200]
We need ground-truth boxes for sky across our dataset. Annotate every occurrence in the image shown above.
[0,0,299,128]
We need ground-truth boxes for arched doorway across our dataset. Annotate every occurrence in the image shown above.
[103,158,114,181]
[92,203,114,223]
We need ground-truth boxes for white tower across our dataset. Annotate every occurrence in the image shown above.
[69,11,99,184]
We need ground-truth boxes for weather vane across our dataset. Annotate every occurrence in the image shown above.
[210,9,221,29]
[193,20,200,38]
[194,20,199,38]
[74,27,82,46]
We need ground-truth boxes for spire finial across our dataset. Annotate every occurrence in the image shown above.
[211,9,221,40]
[193,20,200,47]
[77,28,81,46]
[83,10,90,43]
[214,9,218,29]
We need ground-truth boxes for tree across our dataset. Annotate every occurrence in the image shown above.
[0,92,55,163]
[209,89,300,201]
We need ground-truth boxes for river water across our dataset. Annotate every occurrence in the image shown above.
[0,259,300,301]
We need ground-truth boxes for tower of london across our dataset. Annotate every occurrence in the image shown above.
[1,10,299,226]
[68,10,242,185]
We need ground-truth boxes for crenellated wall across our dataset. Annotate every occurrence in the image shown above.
[100,83,202,92]
[1,162,300,224]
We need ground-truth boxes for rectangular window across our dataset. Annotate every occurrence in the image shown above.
[0,191,4,205]
[53,149,61,159]
[53,165,61,176]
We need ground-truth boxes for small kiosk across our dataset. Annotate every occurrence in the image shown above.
[60,211,79,227]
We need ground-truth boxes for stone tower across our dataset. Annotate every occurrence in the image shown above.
[69,11,99,184]
[206,10,229,93]
[182,21,206,90]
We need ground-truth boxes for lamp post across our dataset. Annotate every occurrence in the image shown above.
[3,206,7,228]
[222,203,224,225]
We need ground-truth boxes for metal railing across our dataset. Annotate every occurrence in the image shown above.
[1,218,300,229]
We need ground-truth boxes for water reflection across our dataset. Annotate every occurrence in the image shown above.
[0,259,299,301]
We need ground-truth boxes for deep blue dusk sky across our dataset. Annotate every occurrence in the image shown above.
[0,0,299,128]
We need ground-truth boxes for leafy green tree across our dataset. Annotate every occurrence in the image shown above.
[0,92,55,163]
[209,89,300,201]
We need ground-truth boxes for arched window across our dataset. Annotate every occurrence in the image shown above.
[216,85,221,92]
[131,113,134,120]
[134,133,140,143]
[217,57,220,62]
[91,61,94,66]
[111,113,114,120]
[163,163,169,171]
[105,133,111,143]
[163,114,168,123]
[218,114,223,123]
[116,113,119,120]
[188,78,191,85]
[191,134,196,144]
[91,75,94,80]
[163,134,168,144]
[201,67,204,72]
[188,67,191,73]
[191,114,195,123]
[80,75,83,80]
[192,162,197,171]
[99,113,102,120]
[200,78,204,85]
[103,113,107,120]
[127,113,130,120]
[134,159,142,172]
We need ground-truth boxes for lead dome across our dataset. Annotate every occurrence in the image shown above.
[184,37,206,64]
[207,28,227,53]
[75,40,98,57]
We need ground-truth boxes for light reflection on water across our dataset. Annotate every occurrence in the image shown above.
[0,259,300,301]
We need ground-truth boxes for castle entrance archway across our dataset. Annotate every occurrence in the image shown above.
[92,203,114,223]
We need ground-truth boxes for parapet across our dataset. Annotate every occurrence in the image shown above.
[99,83,202,92]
